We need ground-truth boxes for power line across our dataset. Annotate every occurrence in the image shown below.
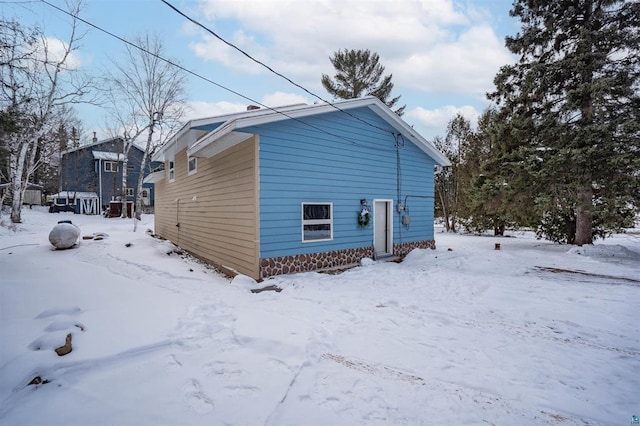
[37,0,398,151]
[39,0,264,110]
[159,0,395,136]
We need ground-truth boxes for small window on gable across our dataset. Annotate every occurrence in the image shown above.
[168,159,175,182]
[301,203,333,242]
[104,161,118,172]
[188,156,197,176]
[126,188,134,197]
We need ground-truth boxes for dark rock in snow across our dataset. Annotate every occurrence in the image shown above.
[55,333,72,356]
[28,376,49,386]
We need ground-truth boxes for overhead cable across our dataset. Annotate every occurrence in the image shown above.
[159,0,395,136]
[38,0,397,151]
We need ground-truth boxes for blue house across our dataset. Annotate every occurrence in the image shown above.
[149,97,450,279]
[60,137,160,213]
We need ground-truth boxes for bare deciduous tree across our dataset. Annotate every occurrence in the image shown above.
[434,114,472,233]
[104,33,187,222]
[1,1,95,223]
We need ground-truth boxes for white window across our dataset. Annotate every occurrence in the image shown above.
[188,156,197,176]
[168,159,175,182]
[104,161,118,172]
[126,188,134,197]
[301,203,333,242]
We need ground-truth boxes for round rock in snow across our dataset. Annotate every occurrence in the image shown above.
[49,222,81,250]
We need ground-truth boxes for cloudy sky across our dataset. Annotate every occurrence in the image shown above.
[6,0,519,141]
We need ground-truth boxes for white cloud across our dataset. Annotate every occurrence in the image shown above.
[189,30,266,75]
[395,25,513,96]
[407,104,480,139]
[261,92,310,107]
[30,37,82,71]
[185,100,247,120]
[184,92,311,121]
[190,0,512,97]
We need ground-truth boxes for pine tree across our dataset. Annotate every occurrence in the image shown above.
[460,109,509,235]
[321,49,406,115]
[489,0,640,245]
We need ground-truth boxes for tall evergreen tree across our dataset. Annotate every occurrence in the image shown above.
[460,109,508,235]
[489,0,640,245]
[464,107,541,236]
[321,48,406,115]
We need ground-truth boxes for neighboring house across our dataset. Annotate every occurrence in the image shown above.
[149,97,450,280]
[60,137,160,213]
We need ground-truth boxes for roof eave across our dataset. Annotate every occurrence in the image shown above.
[143,170,165,184]
[364,101,451,166]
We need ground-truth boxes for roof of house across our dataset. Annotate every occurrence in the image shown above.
[154,97,451,166]
[62,136,144,156]
[143,170,164,184]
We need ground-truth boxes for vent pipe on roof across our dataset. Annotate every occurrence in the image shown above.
[247,105,260,111]
[92,132,97,143]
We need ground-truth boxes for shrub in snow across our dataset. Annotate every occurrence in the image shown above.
[360,257,375,266]
[48,222,81,249]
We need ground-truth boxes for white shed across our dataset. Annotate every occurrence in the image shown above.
[49,191,100,215]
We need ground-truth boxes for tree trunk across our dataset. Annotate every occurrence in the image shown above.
[436,183,450,232]
[0,190,6,216]
[134,162,146,221]
[120,141,132,219]
[574,186,593,245]
[10,141,31,223]
[135,121,154,221]
[22,135,40,208]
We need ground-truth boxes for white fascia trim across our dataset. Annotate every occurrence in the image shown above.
[188,120,237,157]
[367,103,451,166]
[143,170,164,184]
[159,96,450,166]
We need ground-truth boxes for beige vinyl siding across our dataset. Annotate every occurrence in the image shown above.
[154,136,259,278]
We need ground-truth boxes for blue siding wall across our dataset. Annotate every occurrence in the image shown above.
[241,107,436,259]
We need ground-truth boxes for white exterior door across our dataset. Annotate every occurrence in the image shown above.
[374,200,393,257]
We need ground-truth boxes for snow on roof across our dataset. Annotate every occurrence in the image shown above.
[50,191,99,199]
[61,136,145,156]
[92,151,124,161]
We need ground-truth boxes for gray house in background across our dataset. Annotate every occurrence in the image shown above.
[60,137,160,213]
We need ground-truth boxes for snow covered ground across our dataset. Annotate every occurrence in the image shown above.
[1,207,638,425]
